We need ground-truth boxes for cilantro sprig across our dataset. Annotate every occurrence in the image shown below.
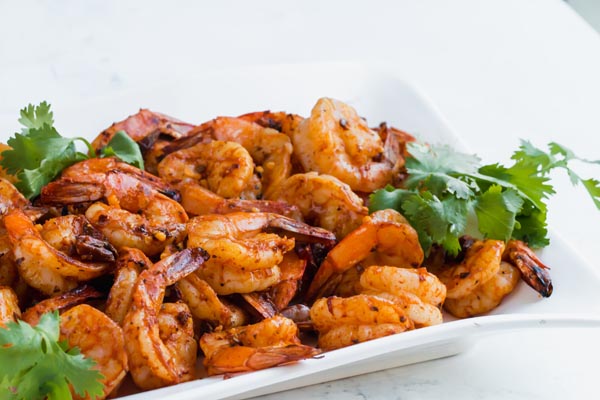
[0,312,104,400]
[0,102,144,199]
[370,141,600,255]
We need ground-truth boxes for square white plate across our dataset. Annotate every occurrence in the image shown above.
[2,63,600,400]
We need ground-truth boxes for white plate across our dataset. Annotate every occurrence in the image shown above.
[2,63,600,400]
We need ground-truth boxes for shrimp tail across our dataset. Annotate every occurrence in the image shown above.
[504,240,553,297]
[206,345,320,376]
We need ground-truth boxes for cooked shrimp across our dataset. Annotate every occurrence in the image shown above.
[123,248,208,390]
[40,215,117,262]
[42,157,180,203]
[176,273,248,328]
[60,304,128,400]
[187,212,333,295]
[199,315,319,376]
[92,109,195,153]
[238,111,304,138]
[268,252,307,310]
[197,264,282,296]
[310,295,413,350]
[437,240,505,299]
[291,98,397,192]
[4,209,110,295]
[156,302,197,384]
[504,240,553,297]
[158,140,260,199]
[164,117,293,198]
[177,183,301,218]
[359,266,446,328]
[268,172,368,239]
[21,285,102,326]
[0,232,17,286]
[306,209,423,301]
[0,286,20,327]
[0,177,28,213]
[360,266,446,306]
[444,261,521,318]
[105,248,152,325]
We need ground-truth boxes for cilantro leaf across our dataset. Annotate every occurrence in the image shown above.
[18,102,54,132]
[100,130,145,169]
[475,185,524,241]
[0,103,147,199]
[370,138,599,254]
[0,312,104,400]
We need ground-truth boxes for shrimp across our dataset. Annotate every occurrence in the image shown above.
[504,240,553,297]
[306,209,423,301]
[187,212,334,295]
[176,273,248,328]
[0,177,28,213]
[40,214,117,262]
[238,111,304,138]
[444,261,521,318]
[4,209,111,295]
[290,98,397,192]
[158,140,260,200]
[360,266,446,328]
[42,157,180,203]
[105,248,152,325]
[199,315,319,376]
[436,240,505,299]
[268,252,307,310]
[177,183,301,218]
[21,285,103,326]
[158,140,300,217]
[163,117,293,199]
[123,248,209,390]
[155,302,197,384]
[268,172,368,239]
[60,304,128,400]
[310,295,413,350]
[0,232,17,286]
[0,286,20,327]
[92,109,195,153]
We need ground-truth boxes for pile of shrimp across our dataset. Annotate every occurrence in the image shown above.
[0,98,553,397]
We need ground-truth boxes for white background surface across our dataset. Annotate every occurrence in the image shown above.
[1,0,600,399]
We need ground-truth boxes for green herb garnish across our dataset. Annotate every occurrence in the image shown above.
[0,312,104,400]
[0,102,145,199]
[370,141,600,255]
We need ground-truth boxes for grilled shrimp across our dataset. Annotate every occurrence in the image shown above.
[60,304,128,400]
[158,140,260,199]
[504,240,553,297]
[444,261,521,318]
[306,209,423,301]
[92,109,195,153]
[21,285,102,326]
[0,286,20,326]
[437,240,505,299]
[105,248,152,325]
[42,157,179,202]
[268,252,307,310]
[268,172,368,239]
[187,212,334,295]
[360,266,446,327]
[199,315,319,376]
[310,295,413,350]
[290,98,398,192]
[0,177,28,212]
[163,117,293,199]
[238,111,304,138]
[123,248,209,390]
[4,209,111,295]
[176,273,248,328]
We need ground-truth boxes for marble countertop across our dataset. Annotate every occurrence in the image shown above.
[2,0,600,399]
